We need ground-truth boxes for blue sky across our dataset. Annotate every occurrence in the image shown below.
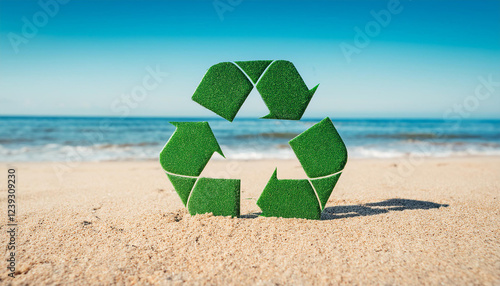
[1,0,499,118]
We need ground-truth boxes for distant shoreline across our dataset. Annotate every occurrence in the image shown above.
[1,115,500,121]
[4,155,500,164]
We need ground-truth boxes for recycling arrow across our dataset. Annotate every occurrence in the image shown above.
[160,122,223,177]
[257,117,348,219]
[256,60,319,120]
[159,122,240,217]
[161,60,348,220]
[192,60,318,122]
[257,170,322,220]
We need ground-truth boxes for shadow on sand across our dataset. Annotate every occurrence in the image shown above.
[321,198,448,220]
[241,199,448,220]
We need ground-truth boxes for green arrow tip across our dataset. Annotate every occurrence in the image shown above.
[160,121,225,177]
[309,84,319,96]
[257,168,322,220]
[169,121,224,158]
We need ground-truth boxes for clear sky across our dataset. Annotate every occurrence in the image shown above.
[1,0,499,118]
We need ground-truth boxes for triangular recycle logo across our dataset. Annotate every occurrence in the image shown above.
[160,60,348,220]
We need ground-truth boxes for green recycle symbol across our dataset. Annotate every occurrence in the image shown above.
[160,60,347,220]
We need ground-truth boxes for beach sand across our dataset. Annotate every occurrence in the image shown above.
[1,157,499,285]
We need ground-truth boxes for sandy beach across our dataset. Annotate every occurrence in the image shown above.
[1,157,499,285]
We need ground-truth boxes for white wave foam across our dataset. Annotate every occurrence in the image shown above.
[1,142,500,162]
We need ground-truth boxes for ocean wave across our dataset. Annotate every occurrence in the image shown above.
[234,132,299,139]
[94,142,159,149]
[361,133,484,140]
[1,142,500,162]
[1,117,500,162]
[348,144,500,158]
[0,143,160,162]
[0,138,34,144]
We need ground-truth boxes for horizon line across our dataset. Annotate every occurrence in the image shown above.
[1,115,499,121]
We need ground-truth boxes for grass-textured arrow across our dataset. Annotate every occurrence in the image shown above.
[160,122,223,177]
[257,169,322,220]
[256,60,319,120]
[257,117,348,219]
[159,122,240,217]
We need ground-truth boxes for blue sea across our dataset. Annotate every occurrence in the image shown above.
[0,116,499,162]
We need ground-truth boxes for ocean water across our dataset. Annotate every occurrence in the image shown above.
[0,116,499,162]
